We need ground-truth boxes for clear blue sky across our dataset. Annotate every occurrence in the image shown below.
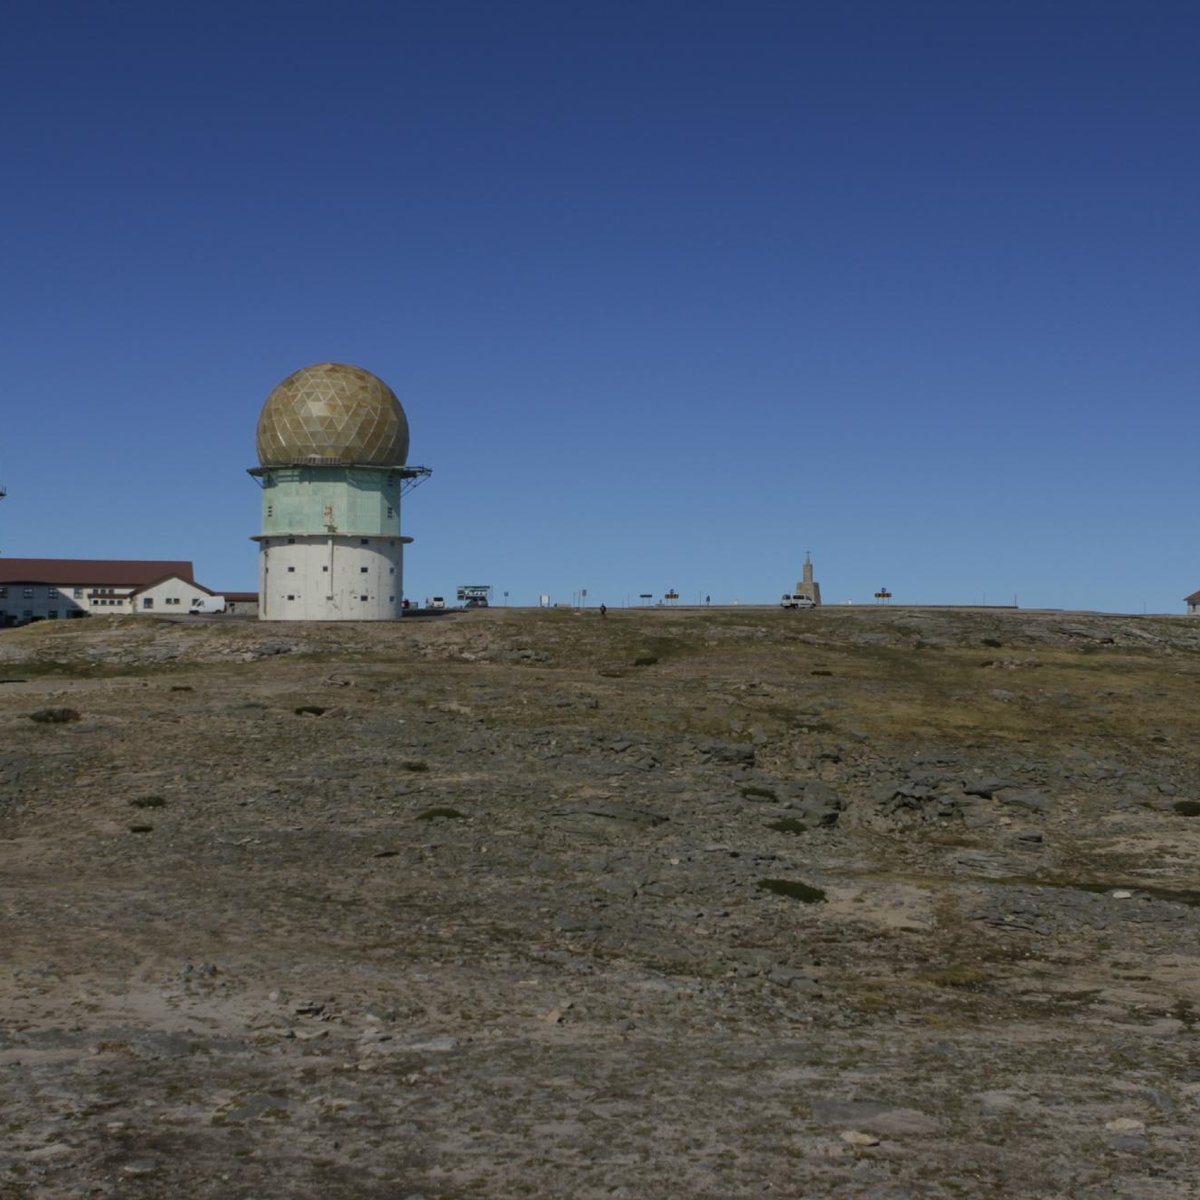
[2,1,1197,612]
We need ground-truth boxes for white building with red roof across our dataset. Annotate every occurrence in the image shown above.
[0,559,240,626]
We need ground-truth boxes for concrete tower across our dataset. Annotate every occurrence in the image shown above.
[794,552,822,607]
[249,363,430,621]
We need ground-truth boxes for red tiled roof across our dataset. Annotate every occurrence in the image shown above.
[222,592,258,602]
[0,559,195,587]
[1185,590,1200,604]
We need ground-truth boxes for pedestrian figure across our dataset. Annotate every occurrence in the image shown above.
[599,604,607,617]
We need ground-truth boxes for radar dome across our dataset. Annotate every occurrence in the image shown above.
[256,362,410,467]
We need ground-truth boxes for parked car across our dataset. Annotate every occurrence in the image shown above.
[780,595,816,610]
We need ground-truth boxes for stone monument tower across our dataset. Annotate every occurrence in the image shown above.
[794,552,822,607]
[249,362,430,621]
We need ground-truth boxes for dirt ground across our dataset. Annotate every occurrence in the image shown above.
[2,605,1199,1199]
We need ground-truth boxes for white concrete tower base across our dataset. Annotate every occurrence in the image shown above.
[255,534,412,621]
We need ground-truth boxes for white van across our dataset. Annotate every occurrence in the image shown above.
[780,595,816,610]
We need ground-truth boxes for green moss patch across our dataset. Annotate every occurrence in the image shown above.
[916,965,992,989]
[766,818,810,835]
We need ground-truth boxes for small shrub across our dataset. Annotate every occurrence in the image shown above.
[756,878,826,903]
[28,707,80,724]
[401,760,430,772]
[767,818,809,835]
[129,796,166,809]
[416,807,464,821]
[1173,800,1200,817]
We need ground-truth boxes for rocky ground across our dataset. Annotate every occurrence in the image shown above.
[1,605,1199,1199]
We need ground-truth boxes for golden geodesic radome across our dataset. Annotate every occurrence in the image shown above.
[256,362,410,467]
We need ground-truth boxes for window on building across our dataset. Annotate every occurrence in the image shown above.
[360,594,368,601]
[360,538,369,545]
[0,587,7,598]
[23,588,33,599]
[386,506,393,518]
[360,567,368,574]
[389,567,395,575]
[287,538,295,544]
[73,588,83,599]
[287,566,295,573]
[47,588,59,599]
[322,565,328,572]
[287,594,296,601]
[267,504,274,517]
[388,595,395,602]
[47,611,59,619]
[143,598,153,609]
[23,610,33,619]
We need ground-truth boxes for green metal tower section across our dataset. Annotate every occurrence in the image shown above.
[251,465,412,537]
